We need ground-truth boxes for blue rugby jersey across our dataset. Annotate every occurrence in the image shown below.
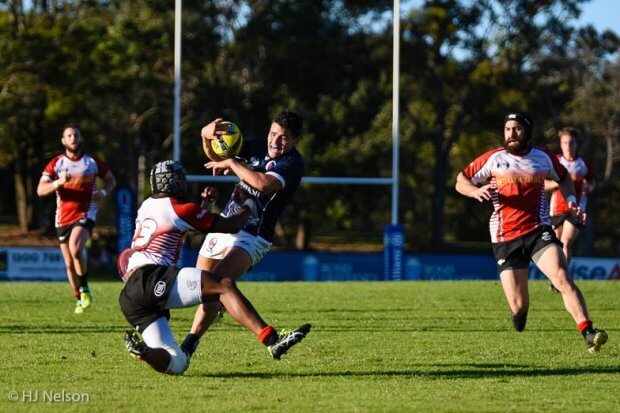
[220,144,304,242]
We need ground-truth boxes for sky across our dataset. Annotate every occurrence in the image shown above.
[395,0,619,35]
[577,0,620,33]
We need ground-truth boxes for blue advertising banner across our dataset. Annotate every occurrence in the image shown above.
[181,249,503,281]
[384,224,404,280]
[115,187,136,254]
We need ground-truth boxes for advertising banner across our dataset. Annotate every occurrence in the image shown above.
[116,187,136,254]
[0,247,66,280]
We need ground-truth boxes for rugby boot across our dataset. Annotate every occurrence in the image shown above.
[74,300,84,314]
[584,328,608,353]
[511,311,528,332]
[268,323,311,360]
[79,287,93,309]
[124,330,149,359]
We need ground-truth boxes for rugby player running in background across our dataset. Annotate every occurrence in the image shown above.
[118,161,310,375]
[37,123,116,314]
[545,127,595,292]
[180,110,305,357]
[455,113,607,353]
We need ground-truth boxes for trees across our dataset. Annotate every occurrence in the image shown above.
[0,0,617,254]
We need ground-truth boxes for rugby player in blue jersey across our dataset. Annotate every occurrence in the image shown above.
[181,110,306,356]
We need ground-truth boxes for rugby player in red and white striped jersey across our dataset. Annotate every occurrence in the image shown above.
[455,113,607,353]
[545,127,595,266]
[37,123,116,314]
[118,161,310,375]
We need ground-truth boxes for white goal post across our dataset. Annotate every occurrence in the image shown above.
[174,0,401,226]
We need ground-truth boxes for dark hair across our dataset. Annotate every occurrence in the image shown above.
[558,127,579,140]
[62,122,81,135]
[504,112,533,141]
[273,110,303,138]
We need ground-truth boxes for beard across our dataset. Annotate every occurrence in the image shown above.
[65,142,82,154]
[502,138,529,155]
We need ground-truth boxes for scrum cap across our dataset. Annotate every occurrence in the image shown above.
[150,160,187,198]
[504,112,533,140]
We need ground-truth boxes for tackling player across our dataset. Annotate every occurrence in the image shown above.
[37,123,116,314]
[455,113,607,353]
[118,160,310,375]
[545,127,595,289]
[180,110,305,357]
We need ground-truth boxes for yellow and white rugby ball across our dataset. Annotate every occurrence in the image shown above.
[211,121,243,159]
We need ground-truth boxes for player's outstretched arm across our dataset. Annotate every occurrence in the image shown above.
[455,172,492,202]
[201,118,226,162]
[544,178,559,192]
[205,158,283,194]
[208,202,252,233]
[36,173,71,197]
[93,170,117,201]
[557,172,585,223]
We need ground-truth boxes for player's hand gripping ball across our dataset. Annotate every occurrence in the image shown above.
[211,121,243,159]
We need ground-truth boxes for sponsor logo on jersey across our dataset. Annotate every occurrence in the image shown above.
[266,160,276,171]
[250,157,260,167]
[238,180,262,197]
[541,231,552,242]
[497,259,506,266]
[208,237,217,251]
[496,160,510,170]
[154,281,166,297]
[496,175,544,184]
[186,279,198,291]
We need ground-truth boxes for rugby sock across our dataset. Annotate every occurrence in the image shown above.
[180,334,200,356]
[258,326,278,346]
[73,288,81,301]
[578,319,593,337]
[79,273,89,289]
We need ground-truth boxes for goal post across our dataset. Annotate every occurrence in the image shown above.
[175,0,404,280]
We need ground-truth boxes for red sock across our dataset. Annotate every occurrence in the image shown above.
[578,319,592,333]
[257,326,277,346]
[73,288,81,300]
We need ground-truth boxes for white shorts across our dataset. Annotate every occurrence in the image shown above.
[165,267,203,309]
[199,230,271,267]
[139,268,203,375]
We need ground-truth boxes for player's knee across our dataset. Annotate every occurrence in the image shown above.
[165,349,189,376]
[554,277,576,294]
[218,277,236,292]
[69,246,83,260]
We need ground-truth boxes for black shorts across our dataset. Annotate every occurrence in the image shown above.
[56,217,95,243]
[491,226,562,273]
[118,265,180,333]
[550,213,582,229]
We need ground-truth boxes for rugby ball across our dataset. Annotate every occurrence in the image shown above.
[211,121,243,159]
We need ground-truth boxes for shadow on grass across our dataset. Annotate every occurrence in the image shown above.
[0,324,127,334]
[192,364,620,380]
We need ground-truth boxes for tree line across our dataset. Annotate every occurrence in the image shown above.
[0,0,618,255]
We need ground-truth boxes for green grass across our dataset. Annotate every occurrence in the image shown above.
[0,280,618,412]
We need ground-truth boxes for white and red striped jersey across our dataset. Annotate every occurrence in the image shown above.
[549,155,594,216]
[463,146,567,243]
[42,153,110,227]
[126,196,215,272]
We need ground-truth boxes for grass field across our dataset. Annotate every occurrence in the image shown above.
[1,280,618,412]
